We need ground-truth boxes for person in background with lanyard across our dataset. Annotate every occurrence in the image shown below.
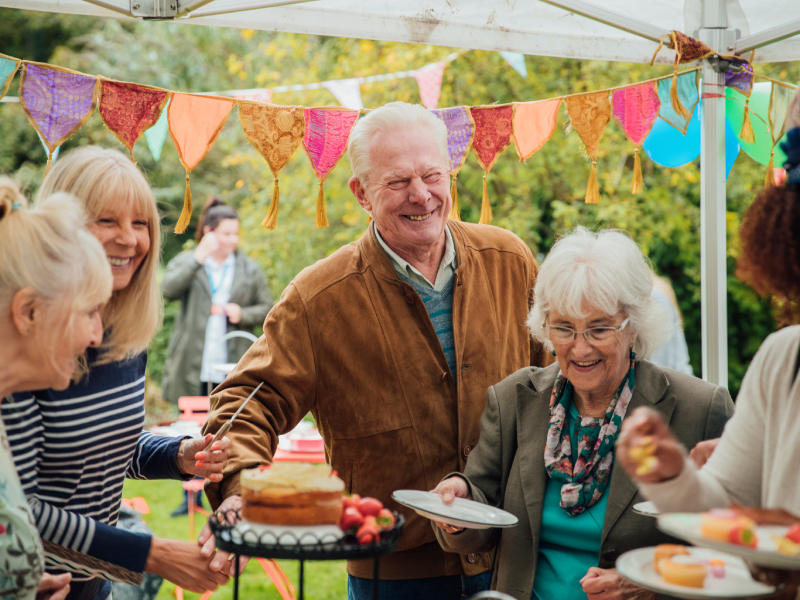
[162,197,273,515]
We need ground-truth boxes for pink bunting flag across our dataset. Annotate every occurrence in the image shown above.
[303,107,360,228]
[612,83,660,193]
[19,62,99,169]
[414,61,447,110]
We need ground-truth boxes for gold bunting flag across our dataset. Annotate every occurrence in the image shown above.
[302,107,360,228]
[765,82,793,187]
[168,92,235,233]
[565,92,611,204]
[239,102,305,230]
[98,79,170,161]
[612,84,660,194]
[470,105,515,224]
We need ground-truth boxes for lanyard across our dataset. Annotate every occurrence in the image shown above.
[207,261,231,299]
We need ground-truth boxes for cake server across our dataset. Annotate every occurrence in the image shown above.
[202,381,263,452]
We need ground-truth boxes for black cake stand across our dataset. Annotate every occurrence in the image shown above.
[208,510,405,600]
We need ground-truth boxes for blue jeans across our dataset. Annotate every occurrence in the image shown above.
[347,571,492,600]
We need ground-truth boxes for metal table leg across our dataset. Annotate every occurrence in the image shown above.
[299,559,305,600]
[234,553,240,600]
[371,557,379,600]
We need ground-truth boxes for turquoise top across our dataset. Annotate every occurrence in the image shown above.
[532,397,611,600]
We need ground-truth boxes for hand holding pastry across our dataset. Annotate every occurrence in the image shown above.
[617,407,686,484]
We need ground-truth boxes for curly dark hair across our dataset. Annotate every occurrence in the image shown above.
[736,183,800,325]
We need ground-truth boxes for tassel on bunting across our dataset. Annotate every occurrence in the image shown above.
[44,154,53,178]
[631,149,644,194]
[740,100,756,143]
[175,173,193,234]
[586,161,601,204]
[479,174,492,225]
[448,174,461,221]
[263,177,280,230]
[315,181,329,229]
[764,152,776,187]
[670,71,690,120]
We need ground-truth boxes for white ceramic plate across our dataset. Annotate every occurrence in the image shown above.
[231,521,343,546]
[634,501,660,517]
[658,513,800,570]
[617,546,775,599]
[392,490,518,529]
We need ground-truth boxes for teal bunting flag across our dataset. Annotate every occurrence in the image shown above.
[144,97,170,161]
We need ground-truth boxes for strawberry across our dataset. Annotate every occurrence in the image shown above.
[356,516,379,545]
[339,507,364,532]
[786,523,800,544]
[376,508,396,531]
[357,497,383,517]
[343,494,361,510]
[728,524,758,547]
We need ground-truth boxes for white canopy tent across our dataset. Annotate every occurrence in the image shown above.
[3,0,800,387]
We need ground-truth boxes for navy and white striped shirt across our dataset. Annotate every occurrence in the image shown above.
[1,351,190,581]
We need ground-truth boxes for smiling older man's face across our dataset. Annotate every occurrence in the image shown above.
[354,125,451,255]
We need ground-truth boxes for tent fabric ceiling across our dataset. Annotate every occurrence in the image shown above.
[3,0,800,64]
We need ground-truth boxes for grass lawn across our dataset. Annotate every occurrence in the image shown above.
[122,479,349,600]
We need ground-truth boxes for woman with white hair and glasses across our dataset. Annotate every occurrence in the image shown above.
[433,227,733,600]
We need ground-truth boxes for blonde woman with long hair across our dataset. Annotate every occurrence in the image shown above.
[1,148,232,600]
[0,177,111,600]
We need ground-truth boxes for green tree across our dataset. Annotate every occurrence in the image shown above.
[1,10,797,398]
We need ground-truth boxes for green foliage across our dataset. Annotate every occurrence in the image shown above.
[2,10,798,398]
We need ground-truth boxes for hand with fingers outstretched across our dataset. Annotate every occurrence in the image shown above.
[430,477,472,535]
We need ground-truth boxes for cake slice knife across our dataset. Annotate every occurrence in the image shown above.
[202,381,263,452]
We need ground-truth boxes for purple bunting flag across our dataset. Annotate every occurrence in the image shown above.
[430,106,475,174]
[20,63,98,161]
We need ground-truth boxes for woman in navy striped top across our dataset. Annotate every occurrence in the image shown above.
[2,148,232,600]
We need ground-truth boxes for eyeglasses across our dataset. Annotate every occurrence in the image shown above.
[545,317,630,344]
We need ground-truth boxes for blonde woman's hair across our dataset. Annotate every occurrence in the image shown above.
[0,177,112,375]
[36,147,163,364]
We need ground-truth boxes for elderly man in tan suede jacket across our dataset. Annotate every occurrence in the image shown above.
[200,101,550,599]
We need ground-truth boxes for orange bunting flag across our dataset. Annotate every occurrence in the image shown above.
[513,98,562,162]
[99,80,170,161]
[565,92,611,204]
[470,105,515,225]
[612,84,660,194]
[168,93,234,234]
[239,102,305,230]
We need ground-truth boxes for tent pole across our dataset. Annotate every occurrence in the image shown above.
[737,18,800,54]
[538,0,668,43]
[697,0,734,387]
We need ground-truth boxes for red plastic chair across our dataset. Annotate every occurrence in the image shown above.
[177,396,210,426]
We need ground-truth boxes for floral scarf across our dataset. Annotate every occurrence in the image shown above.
[543,357,635,516]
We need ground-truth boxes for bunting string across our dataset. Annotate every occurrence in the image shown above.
[0,45,796,231]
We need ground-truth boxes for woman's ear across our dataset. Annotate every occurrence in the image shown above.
[10,288,39,336]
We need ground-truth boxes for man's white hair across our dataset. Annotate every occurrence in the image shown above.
[527,226,672,360]
[347,101,450,186]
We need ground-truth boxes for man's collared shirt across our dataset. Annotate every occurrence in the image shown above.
[373,223,457,291]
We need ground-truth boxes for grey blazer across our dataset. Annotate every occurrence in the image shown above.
[435,360,734,600]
